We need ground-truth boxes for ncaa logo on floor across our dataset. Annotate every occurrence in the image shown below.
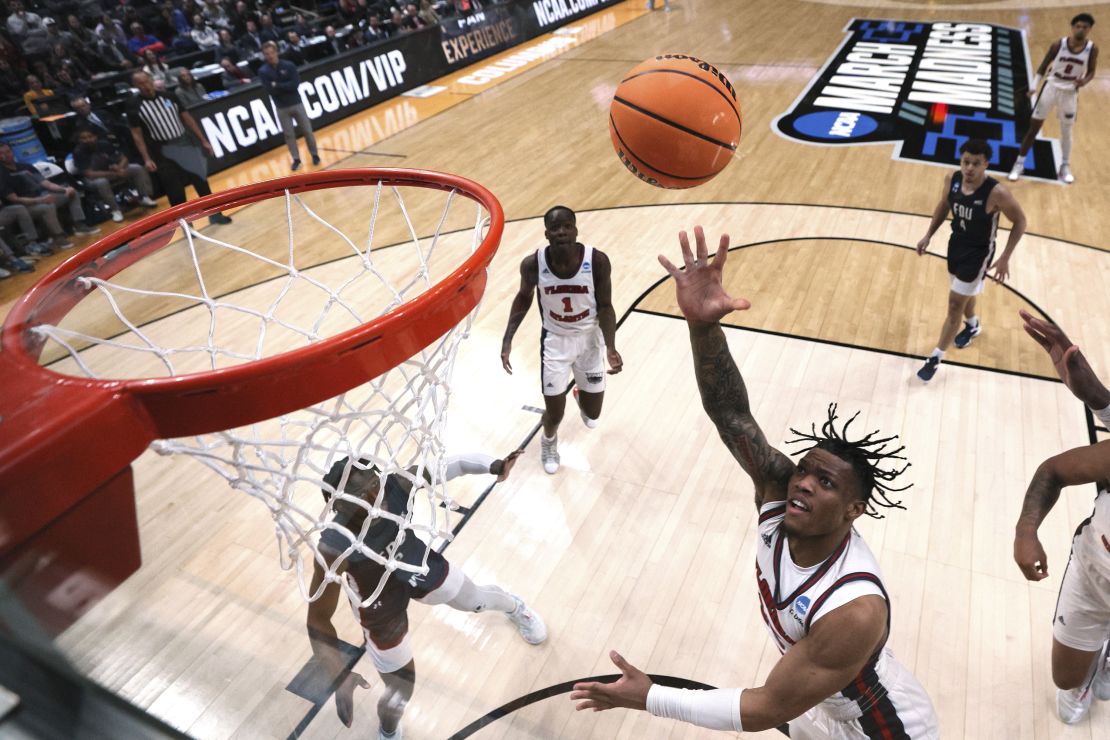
[791,110,879,141]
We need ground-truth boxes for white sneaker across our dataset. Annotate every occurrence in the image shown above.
[379,727,401,740]
[540,434,560,474]
[138,196,158,208]
[1057,686,1093,724]
[507,596,547,644]
[1008,161,1024,182]
[1059,164,1075,184]
[111,210,124,222]
[573,387,598,429]
[1093,644,1110,701]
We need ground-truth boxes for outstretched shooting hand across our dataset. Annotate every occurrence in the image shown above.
[569,651,653,712]
[1020,309,1107,405]
[658,226,751,325]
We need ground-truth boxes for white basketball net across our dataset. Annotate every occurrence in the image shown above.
[32,180,492,609]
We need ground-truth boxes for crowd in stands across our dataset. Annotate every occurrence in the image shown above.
[0,0,492,279]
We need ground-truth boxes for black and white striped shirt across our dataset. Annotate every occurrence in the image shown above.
[126,92,187,143]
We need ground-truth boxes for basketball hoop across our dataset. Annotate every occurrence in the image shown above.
[0,168,503,614]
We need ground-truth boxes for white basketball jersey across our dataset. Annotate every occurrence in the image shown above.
[755,501,889,682]
[536,244,598,335]
[1073,488,1110,580]
[1048,37,1093,88]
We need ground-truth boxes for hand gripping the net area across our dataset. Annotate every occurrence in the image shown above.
[0,168,503,611]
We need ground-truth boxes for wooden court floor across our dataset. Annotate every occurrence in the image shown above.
[6,0,1110,738]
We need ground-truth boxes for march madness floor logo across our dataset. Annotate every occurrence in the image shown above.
[773,19,1061,182]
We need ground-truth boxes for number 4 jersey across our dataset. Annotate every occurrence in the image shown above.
[536,244,598,335]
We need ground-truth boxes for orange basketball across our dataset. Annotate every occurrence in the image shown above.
[609,54,742,189]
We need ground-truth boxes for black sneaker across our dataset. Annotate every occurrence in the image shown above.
[73,222,101,236]
[291,159,302,171]
[8,257,33,273]
[311,154,321,165]
[917,356,940,382]
[209,213,233,225]
[954,321,981,349]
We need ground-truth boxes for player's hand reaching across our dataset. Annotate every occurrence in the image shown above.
[658,227,750,326]
[492,448,524,481]
[500,342,513,374]
[915,236,930,256]
[1020,309,1110,406]
[989,255,1011,282]
[569,651,653,712]
[1014,530,1049,581]
[335,671,370,727]
[606,347,623,374]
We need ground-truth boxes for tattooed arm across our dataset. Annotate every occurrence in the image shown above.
[1014,440,1110,581]
[660,227,795,507]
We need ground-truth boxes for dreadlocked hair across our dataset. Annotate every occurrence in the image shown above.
[785,403,911,518]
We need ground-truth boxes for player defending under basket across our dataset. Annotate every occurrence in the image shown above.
[569,227,939,739]
[306,450,546,738]
[501,206,622,474]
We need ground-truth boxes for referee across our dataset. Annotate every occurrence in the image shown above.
[127,71,232,225]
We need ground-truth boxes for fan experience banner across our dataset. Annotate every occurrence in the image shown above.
[773,19,1061,182]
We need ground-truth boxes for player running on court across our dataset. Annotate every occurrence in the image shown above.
[570,227,939,739]
[915,139,1026,382]
[501,206,622,474]
[1013,310,1110,725]
[306,450,546,739]
[1010,13,1098,184]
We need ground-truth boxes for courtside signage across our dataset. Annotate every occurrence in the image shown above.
[774,19,1060,181]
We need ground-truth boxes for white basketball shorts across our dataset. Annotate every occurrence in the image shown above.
[1033,82,1078,121]
[540,327,606,396]
[1053,539,1110,652]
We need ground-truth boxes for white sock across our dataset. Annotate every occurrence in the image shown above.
[1060,116,1074,164]
[930,348,944,360]
[966,315,979,328]
[542,433,556,442]
[446,577,517,614]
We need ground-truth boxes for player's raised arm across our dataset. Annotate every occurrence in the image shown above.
[659,227,794,507]
[501,253,539,374]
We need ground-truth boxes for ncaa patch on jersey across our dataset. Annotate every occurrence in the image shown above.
[773,19,1062,182]
[794,595,811,617]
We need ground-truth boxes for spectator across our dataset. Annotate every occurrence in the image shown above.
[6,0,47,42]
[51,42,93,81]
[139,49,176,89]
[163,2,191,36]
[219,56,250,87]
[322,24,344,56]
[417,0,439,26]
[215,28,240,62]
[290,13,313,38]
[64,14,96,45]
[0,142,99,246]
[390,8,408,33]
[53,64,90,99]
[72,126,157,222]
[0,203,55,257]
[365,13,390,42]
[190,14,219,49]
[0,59,24,99]
[201,0,230,30]
[126,71,231,223]
[283,31,306,65]
[336,0,361,25]
[259,41,318,171]
[95,13,127,46]
[238,19,262,55]
[258,13,280,44]
[227,0,257,35]
[22,74,55,116]
[127,22,163,56]
[43,17,77,53]
[401,4,428,31]
[70,95,124,144]
[94,25,136,71]
[0,233,35,277]
[174,68,206,107]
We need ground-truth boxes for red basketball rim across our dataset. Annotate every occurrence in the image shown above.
[0,168,503,549]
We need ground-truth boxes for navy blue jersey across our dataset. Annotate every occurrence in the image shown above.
[947,172,999,250]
